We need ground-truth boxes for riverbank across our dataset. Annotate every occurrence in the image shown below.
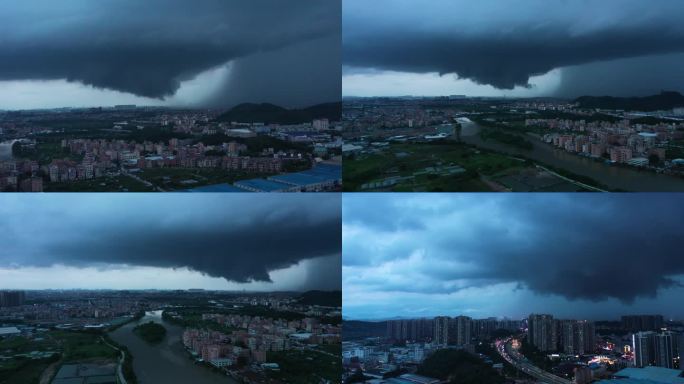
[459,118,684,191]
[108,311,237,384]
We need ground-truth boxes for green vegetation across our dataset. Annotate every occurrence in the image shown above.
[54,331,119,362]
[137,167,270,190]
[346,368,370,384]
[316,343,341,356]
[123,126,191,143]
[575,91,684,111]
[542,164,611,191]
[232,305,306,321]
[480,129,534,150]
[417,349,504,384]
[216,102,341,124]
[519,340,553,372]
[102,335,137,384]
[0,356,58,384]
[266,349,341,384]
[343,142,529,191]
[44,175,154,192]
[162,311,239,334]
[12,140,83,165]
[133,322,167,344]
[0,330,121,383]
[341,320,387,341]
[33,118,190,143]
[298,290,342,307]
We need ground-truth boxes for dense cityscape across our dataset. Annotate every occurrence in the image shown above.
[0,289,341,384]
[343,314,684,384]
[0,104,342,192]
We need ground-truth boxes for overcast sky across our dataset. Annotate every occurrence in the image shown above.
[343,0,684,98]
[0,0,340,110]
[343,194,684,321]
[0,194,341,291]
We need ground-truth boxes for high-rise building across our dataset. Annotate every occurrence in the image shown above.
[434,316,449,346]
[633,332,655,368]
[497,318,522,332]
[454,316,472,346]
[622,315,664,332]
[528,314,558,352]
[386,319,433,342]
[0,291,25,308]
[472,317,498,340]
[562,320,596,355]
[676,332,684,363]
[633,331,674,369]
[654,332,675,369]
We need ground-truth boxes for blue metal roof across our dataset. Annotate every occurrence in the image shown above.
[234,178,292,192]
[183,184,250,192]
[597,367,684,384]
[270,172,331,186]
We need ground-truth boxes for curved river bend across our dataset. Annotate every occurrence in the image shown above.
[109,310,236,384]
[458,118,684,192]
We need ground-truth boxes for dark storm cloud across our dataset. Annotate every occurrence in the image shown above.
[343,0,684,91]
[343,194,684,303]
[204,35,341,108]
[0,0,339,105]
[555,53,684,98]
[0,194,341,290]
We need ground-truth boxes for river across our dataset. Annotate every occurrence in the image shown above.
[457,117,684,191]
[108,310,236,384]
[0,140,18,161]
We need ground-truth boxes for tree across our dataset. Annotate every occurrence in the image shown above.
[347,369,367,384]
[648,153,661,166]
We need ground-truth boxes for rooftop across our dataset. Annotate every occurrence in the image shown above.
[234,178,292,192]
[184,183,250,193]
[0,326,20,335]
[596,367,684,384]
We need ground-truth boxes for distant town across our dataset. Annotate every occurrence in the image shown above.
[343,93,684,192]
[0,289,341,384]
[342,314,684,384]
[0,103,342,192]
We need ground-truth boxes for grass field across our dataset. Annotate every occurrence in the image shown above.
[343,141,529,191]
[137,167,273,190]
[0,331,117,384]
[44,175,154,192]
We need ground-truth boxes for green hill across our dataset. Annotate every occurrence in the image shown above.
[298,290,341,307]
[418,349,505,384]
[216,102,341,124]
[575,91,684,111]
[342,320,387,341]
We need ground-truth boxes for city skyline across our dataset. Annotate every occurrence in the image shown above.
[0,0,341,110]
[343,0,684,98]
[0,194,341,291]
[343,194,684,320]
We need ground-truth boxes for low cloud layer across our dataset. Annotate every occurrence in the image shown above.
[0,194,341,291]
[343,194,684,312]
[0,0,340,107]
[344,0,684,94]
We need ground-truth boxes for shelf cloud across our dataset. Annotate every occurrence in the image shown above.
[343,194,684,318]
[0,0,340,107]
[343,0,684,95]
[0,194,341,291]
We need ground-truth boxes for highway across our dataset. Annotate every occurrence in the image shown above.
[495,338,571,384]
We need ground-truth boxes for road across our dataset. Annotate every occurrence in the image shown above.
[101,337,128,384]
[495,338,571,384]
